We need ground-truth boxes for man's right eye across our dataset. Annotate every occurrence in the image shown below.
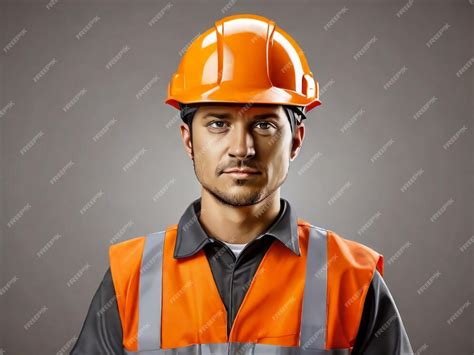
[208,121,227,128]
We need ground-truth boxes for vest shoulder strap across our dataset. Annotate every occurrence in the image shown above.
[328,229,384,277]
[326,229,384,348]
[109,235,147,351]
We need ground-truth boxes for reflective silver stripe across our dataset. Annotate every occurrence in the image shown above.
[138,231,166,351]
[300,226,328,350]
[124,342,349,354]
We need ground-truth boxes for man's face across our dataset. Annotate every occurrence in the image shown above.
[180,103,304,207]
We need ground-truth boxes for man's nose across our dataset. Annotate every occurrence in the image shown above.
[227,125,256,159]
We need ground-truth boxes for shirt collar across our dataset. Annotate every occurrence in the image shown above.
[174,197,301,259]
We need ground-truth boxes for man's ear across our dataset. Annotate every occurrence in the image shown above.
[180,122,193,160]
[290,123,305,161]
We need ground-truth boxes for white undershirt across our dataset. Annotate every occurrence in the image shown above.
[222,240,248,258]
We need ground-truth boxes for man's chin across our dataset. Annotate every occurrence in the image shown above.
[208,188,265,206]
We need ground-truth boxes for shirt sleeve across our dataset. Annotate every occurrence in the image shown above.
[351,270,414,355]
[70,267,124,355]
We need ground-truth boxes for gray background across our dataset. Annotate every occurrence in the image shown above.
[1,0,472,354]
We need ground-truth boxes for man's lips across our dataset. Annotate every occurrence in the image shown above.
[223,168,260,174]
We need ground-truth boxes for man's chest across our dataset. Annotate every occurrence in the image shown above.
[204,236,275,336]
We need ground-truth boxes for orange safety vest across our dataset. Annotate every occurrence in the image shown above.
[109,219,384,354]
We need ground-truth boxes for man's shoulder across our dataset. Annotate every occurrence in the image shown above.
[300,220,384,276]
[107,226,177,288]
[299,219,380,253]
[109,224,178,251]
[327,228,381,257]
[327,228,384,277]
[108,225,177,269]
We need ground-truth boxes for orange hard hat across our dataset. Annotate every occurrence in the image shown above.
[164,14,322,114]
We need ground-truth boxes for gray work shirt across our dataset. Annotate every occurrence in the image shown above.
[70,197,413,354]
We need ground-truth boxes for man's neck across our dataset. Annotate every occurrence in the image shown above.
[198,190,281,244]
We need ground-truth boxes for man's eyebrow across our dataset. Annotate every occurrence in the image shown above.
[202,112,233,120]
[202,112,281,120]
[252,113,281,120]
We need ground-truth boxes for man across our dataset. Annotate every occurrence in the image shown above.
[71,14,413,354]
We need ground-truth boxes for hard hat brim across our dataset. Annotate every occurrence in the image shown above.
[165,85,321,113]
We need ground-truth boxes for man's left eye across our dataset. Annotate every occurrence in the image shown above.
[255,122,274,129]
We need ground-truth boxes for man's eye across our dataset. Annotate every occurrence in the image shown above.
[208,121,227,128]
[254,122,275,130]
[207,121,275,130]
